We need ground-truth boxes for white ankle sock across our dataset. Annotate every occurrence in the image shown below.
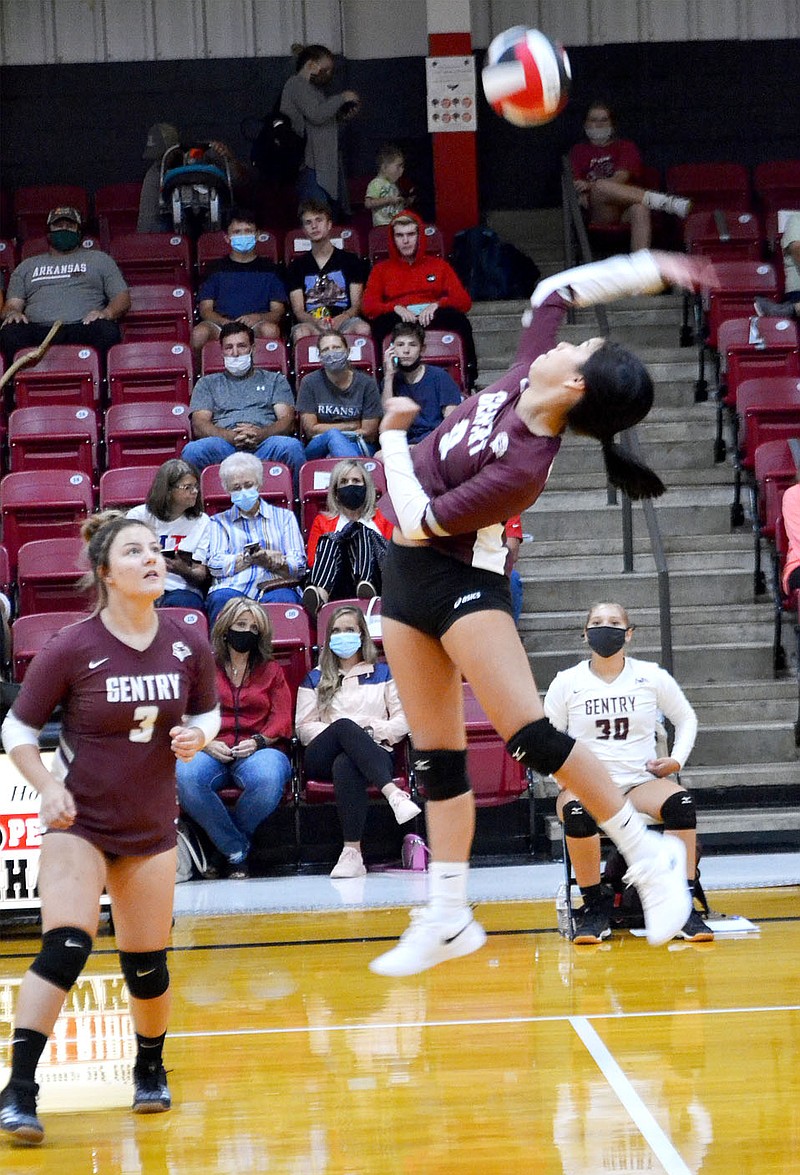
[428,861,469,919]
[642,190,691,218]
[599,801,649,866]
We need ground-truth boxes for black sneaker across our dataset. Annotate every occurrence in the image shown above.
[0,1080,44,1145]
[572,906,612,944]
[302,584,325,619]
[132,1063,171,1114]
[676,908,714,942]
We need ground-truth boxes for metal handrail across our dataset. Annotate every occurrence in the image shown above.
[560,157,674,673]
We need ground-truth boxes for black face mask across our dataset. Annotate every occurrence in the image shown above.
[336,483,367,511]
[585,626,627,658]
[397,356,423,373]
[226,628,259,654]
[48,229,81,252]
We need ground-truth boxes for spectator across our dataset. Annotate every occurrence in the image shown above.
[181,320,305,487]
[382,322,462,444]
[287,200,370,342]
[365,144,412,227]
[191,209,287,359]
[755,212,800,318]
[544,601,711,944]
[780,480,800,595]
[296,328,383,459]
[176,598,293,879]
[0,207,130,365]
[296,604,417,878]
[137,122,181,232]
[126,458,210,608]
[198,452,306,625]
[362,211,477,386]
[280,44,360,218]
[302,459,394,617]
[569,102,691,251]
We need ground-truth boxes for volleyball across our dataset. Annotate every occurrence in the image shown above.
[482,26,571,127]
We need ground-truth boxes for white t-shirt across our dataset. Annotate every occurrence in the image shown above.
[781,211,800,295]
[543,655,697,792]
[126,506,210,594]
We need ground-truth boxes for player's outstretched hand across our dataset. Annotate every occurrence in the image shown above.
[379,395,420,434]
[650,251,718,293]
[170,724,206,763]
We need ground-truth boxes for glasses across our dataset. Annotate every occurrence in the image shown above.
[174,483,198,492]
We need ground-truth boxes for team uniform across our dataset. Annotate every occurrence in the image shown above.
[10,613,218,856]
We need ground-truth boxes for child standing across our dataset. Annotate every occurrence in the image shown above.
[365,145,411,227]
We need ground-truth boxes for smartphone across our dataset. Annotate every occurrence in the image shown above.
[392,356,399,369]
[244,541,261,557]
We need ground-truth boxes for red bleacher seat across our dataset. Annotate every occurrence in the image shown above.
[104,402,190,468]
[13,185,90,241]
[94,182,143,243]
[21,235,99,261]
[754,161,800,219]
[382,329,467,391]
[0,470,93,575]
[752,440,799,596]
[200,462,293,516]
[11,611,90,681]
[367,223,444,265]
[260,601,314,697]
[201,337,289,378]
[109,232,192,287]
[0,239,18,289]
[299,458,387,537]
[294,334,377,384]
[695,261,779,398]
[666,163,751,213]
[714,316,800,461]
[11,344,101,412]
[8,406,98,479]
[284,225,362,266]
[120,284,193,343]
[158,606,209,639]
[732,376,800,526]
[107,341,193,406]
[684,209,763,261]
[196,230,279,279]
[462,683,528,806]
[17,537,89,615]
[99,465,161,511]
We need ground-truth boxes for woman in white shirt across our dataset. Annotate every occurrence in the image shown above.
[127,459,210,608]
[544,601,710,944]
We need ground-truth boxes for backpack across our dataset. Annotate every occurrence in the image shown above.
[250,102,306,185]
[176,819,210,883]
[450,226,541,301]
[603,839,709,929]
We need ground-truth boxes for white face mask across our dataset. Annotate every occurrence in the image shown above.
[224,353,252,377]
[585,125,613,146]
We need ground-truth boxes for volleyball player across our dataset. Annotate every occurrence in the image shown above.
[0,513,220,1145]
[369,249,713,977]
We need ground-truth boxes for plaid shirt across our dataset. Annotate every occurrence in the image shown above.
[199,499,306,599]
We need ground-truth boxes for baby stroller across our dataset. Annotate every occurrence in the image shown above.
[159,143,233,236]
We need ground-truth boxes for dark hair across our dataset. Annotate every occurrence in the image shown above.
[145,458,203,521]
[219,320,255,346]
[568,341,665,500]
[585,99,615,123]
[318,328,349,352]
[298,199,333,221]
[295,44,334,72]
[377,142,404,167]
[391,321,425,347]
[226,207,257,229]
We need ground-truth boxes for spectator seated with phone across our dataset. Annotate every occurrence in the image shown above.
[126,458,210,607]
[381,321,461,444]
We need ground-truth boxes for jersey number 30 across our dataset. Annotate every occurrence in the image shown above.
[129,705,159,743]
[595,716,629,741]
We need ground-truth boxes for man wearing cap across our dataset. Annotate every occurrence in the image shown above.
[0,207,131,365]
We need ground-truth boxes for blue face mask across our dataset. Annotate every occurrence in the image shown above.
[329,632,363,660]
[230,487,260,512]
[230,233,257,253]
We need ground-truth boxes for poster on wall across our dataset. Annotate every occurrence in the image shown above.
[426,56,476,133]
[0,755,43,908]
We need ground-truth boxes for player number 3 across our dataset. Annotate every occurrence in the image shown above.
[129,705,159,743]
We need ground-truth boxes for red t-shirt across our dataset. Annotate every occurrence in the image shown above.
[569,138,642,185]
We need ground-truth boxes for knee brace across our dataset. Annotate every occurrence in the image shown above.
[660,790,696,830]
[119,949,170,1000]
[507,719,575,776]
[561,799,598,839]
[30,926,93,992]
[412,748,470,801]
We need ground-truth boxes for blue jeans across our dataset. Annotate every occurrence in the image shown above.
[206,586,302,627]
[304,432,377,460]
[182,436,306,489]
[297,167,344,219]
[176,746,291,860]
[158,587,204,609]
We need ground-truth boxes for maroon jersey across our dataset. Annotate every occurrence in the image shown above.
[13,613,217,856]
[382,294,568,571]
[569,138,642,185]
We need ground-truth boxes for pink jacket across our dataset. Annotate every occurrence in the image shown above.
[295,660,409,749]
[782,482,800,593]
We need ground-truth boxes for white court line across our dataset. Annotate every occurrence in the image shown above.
[570,1015,693,1175]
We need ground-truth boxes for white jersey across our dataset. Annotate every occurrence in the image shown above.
[543,656,697,792]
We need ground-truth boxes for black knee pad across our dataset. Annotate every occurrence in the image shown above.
[30,926,93,992]
[412,748,470,801]
[119,949,170,1000]
[660,790,696,830]
[561,799,598,839]
[507,719,575,775]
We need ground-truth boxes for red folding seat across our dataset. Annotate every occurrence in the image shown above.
[158,606,209,640]
[99,465,161,511]
[367,223,444,265]
[299,457,387,537]
[21,235,99,261]
[695,261,779,398]
[666,163,751,214]
[0,470,93,575]
[732,376,800,525]
[462,684,528,805]
[0,545,10,597]
[17,537,90,615]
[94,182,143,243]
[107,341,193,406]
[201,337,289,378]
[12,611,90,681]
[13,185,89,240]
[120,284,193,343]
[382,329,467,391]
[260,600,314,698]
[684,209,763,262]
[12,344,101,412]
[752,440,799,596]
[284,225,362,267]
[109,232,192,287]
[196,229,279,279]
[200,462,293,516]
[714,316,800,461]
[293,334,377,384]
[104,403,190,468]
[8,406,98,479]
[754,161,800,219]
[0,239,18,290]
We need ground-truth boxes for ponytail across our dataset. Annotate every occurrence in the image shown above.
[600,440,666,501]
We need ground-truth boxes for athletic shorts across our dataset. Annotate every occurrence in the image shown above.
[381,541,513,640]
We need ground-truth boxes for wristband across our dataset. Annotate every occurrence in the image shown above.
[252,734,268,750]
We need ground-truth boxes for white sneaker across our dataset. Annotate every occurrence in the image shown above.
[330,847,366,879]
[388,790,421,825]
[369,907,486,976]
[666,195,692,218]
[623,832,691,946]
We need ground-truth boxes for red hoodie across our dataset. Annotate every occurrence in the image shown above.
[362,211,472,318]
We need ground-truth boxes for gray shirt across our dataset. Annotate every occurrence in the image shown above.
[188,367,294,429]
[296,368,382,424]
[782,211,800,295]
[280,72,346,201]
[7,248,128,324]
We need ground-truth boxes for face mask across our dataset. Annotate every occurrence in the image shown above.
[48,229,81,252]
[585,125,613,146]
[321,351,349,373]
[398,355,422,373]
[230,487,260,512]
[230,233,256,253]
[329,632,362,660]
[224,353,253,376]
[586,625,627,658]
[336,483,367,511]
[226,628,259,654]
